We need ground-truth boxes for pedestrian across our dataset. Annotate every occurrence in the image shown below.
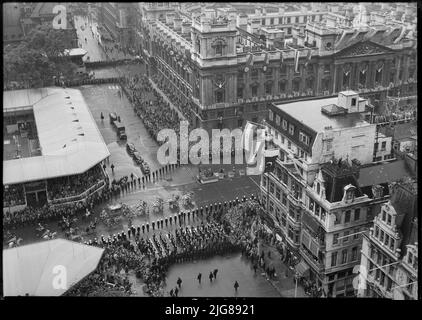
[111,163,115,174]
[177,277,182,288]
[103,163,106,171]
[234,281,239,292]
[197,273,202,284]
[169,289,174,297]
[100,112,104,120]
[209,272,213,283]
[174,287,179,297]
[213,269,218,279]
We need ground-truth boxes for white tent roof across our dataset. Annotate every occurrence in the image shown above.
[3,239,104,296]
[3,88,110,185]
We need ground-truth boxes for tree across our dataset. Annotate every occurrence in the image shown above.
[4,25,78,88]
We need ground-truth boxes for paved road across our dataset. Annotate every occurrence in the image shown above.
[163,253,281,297]
[74,15,107,62]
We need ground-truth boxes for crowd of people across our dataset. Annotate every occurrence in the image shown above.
[3,184,26,207]
[151,73,196,125]
[122,75,183,144]
[47,165,105,201]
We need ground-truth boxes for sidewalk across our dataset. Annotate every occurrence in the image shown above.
[257,241,307,297]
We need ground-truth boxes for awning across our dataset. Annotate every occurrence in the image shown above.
[295,259,310,276]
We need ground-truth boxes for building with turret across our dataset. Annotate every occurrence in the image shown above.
[136,3,416,132]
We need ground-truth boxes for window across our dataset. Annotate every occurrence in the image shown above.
[380,230,384,243]
[375,226,379,238]
[262,18,266,25]
[287,140,291,149]
[331,252,337,267]
[354,208,360,221]
[270,18,274,25]
[381,141,386,151]
[269,200,274,213]
[344,210,351,223]
[237,86,243,99]
[287,27,292,35]
[326,140,332,152]
[215,90,224,103]
[341,250,348,264]
[281,213,286,227]
[282,119,288,130]
[265,82,272,95]
[215,42,223,55]
[382,210,386,221]
[343,231,349,243]
[251,85,258,97]
[333,233,339,245]
[389,238,395,251]
[275,115,281,125]
[299,131,310,145]
[282,193,287,206]
[387,214,392,226]
[351,247,358,262]
[351,98,356,106]
[288,124,295,135]
[269,110,274,121]
[286,17,291,24]
[269,182,275,194]
[353,228,360,240]
[262,176,267,188]
[276,187,281,200]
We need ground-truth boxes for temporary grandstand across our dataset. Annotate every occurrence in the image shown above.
[3,87,110,210]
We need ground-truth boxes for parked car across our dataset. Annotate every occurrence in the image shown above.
[109,112,118,123]
[126,142,136,156]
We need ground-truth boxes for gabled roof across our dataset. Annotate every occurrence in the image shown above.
[334,40,395,59]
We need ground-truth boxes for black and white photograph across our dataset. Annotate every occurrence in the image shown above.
[2,1,418,307]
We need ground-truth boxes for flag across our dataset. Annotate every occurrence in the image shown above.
[294,49,300,73]
[244,53,254,73]
[264,148,280,173]
[279,51,284,68]
[304,49,312,67]
[263,52,270,71]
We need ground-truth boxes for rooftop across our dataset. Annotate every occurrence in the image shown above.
[3,88,110,185]
[274,96,371,132]
[357,159,414,188]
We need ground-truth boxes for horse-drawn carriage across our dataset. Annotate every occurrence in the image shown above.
[152,197,164,214]
[181,192,194,208]
[168,194,180,211]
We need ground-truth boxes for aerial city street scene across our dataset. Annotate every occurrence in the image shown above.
[2,2,418,300]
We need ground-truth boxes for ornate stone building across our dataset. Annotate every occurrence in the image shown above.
[137,5,417,132]
[359,179,418,299]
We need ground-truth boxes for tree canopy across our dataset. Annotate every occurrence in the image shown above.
[4,25,79,89]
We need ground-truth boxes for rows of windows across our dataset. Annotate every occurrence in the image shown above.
[374,226,396,252]
[331,247,359,267]
[333,208,362,225]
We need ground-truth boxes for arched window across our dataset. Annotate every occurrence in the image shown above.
[215,41,223,55]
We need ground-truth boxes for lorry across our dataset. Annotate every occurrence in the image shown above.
[113,121,127,140]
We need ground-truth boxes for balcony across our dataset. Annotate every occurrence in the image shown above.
[300,246,325,273]
[49,180,106,206]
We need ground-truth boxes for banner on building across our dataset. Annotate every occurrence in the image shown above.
[244,53,254,73]
[304,49,312,68]
[294,49,300,73]
[263,52,270,72]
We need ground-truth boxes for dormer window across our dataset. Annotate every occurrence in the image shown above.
[351,98,356,106]
[316,183,320,195]
[408,252,413,265]
[387,214,392,226]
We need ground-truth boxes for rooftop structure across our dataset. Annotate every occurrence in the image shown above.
[3,88,110,186]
